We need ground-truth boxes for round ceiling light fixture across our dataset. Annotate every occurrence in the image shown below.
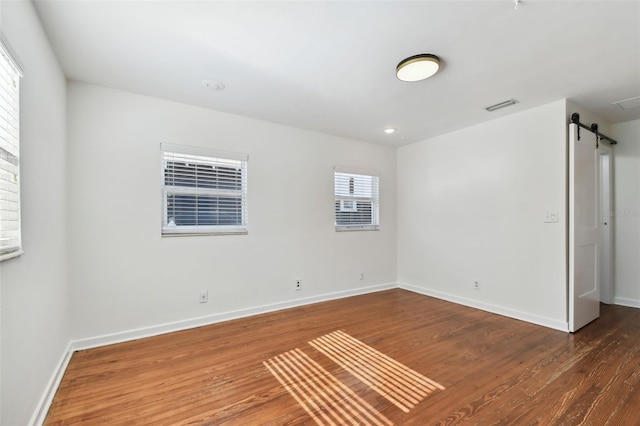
[384,127,397,134]
[396,54,440,82]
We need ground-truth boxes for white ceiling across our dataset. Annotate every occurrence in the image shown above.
[33,0,640,147]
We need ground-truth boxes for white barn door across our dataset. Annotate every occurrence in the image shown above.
[569,123,600,332]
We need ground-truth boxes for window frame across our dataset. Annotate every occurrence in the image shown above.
[334,167,380,232]
[160,143,248,236]
[0,37,23,261]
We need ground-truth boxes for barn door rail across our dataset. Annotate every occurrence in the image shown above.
[571,113,618,147]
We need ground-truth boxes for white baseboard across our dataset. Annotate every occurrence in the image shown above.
[29,341,74,426]
[33,280,577,424]
[613,296,640,309]
[70,282,397,351]
[399,282,569,332]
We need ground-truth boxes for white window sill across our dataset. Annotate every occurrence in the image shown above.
[335,226,379,232]
[162,229,248,237]
[0,249,24,262]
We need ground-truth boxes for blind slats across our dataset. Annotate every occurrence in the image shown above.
[0,39,21,258]
[334,171,379,230]
[161,144,248,235]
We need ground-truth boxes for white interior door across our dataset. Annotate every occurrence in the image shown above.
[599,146,613,304]
[569,124,600,332]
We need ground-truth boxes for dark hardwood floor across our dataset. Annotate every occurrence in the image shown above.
[45,289,640,425]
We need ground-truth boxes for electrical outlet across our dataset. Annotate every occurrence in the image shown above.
[199,290,208,303]
[295,279,302,291]
[359,272,365,281]
[473,280,481,290]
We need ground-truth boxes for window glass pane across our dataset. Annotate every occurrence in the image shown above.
[164,161,242,190]
[334,172,374,198]
[335,201,373,226]
[167,195,242,226]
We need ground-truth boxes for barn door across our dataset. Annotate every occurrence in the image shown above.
[568,123,600,332]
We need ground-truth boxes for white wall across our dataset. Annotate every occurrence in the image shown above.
[67,82,397,342]
[397,100,569,330]
[611,119,640,307]
[0,1,70,424]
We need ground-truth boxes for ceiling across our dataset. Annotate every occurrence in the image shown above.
[33,0,640,147]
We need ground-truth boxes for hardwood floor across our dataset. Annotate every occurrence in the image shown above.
[45,289,640,425]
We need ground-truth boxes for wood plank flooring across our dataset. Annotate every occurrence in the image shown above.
[45,289,640,425]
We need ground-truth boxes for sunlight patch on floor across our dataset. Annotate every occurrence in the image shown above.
[264,348,393,426]
[265,330,445,424]
[310,330,445,413]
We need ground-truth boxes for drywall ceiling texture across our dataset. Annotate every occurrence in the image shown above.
[33,1,640,146]
[0,1,70,425]
[397,100,569,330]
[66,82,397,341]
[611,119,640,308]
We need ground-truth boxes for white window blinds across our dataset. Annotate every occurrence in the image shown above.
[161,143,248,235]
[334,167,379,231]
[0,40,22,259]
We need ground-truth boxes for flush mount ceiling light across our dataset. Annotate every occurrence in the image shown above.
[396,54,441,82]
[384,128,397,134]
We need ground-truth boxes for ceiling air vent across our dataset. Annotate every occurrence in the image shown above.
[485,99,519,112]
[612,96,640,110]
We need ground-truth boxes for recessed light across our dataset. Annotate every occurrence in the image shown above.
[201,80,225,91]
[396,54,440,82]
[384,128,397,134]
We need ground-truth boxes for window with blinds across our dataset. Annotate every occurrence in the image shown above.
[0,40,23,260]
[161,143,248,235]
[334,168,379,231]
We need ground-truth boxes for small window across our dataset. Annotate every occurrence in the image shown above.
[334,168,379,231]
[161,143,248,236]
[0,39,23,260]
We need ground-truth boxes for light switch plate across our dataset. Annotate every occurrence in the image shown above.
[544,211,559,223]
